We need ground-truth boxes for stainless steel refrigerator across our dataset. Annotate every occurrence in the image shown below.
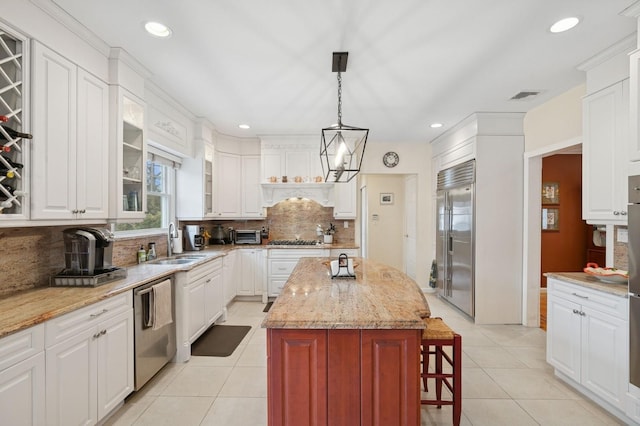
[629,175,640,387]
[436,159,475,319]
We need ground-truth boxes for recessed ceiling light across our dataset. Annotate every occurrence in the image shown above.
[238,124,251,129]
[144,21,172,38]
[549,17,580,33]
[430,123,443,129]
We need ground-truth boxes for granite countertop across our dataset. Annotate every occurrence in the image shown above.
[545,272,628,298]
[262,257,430,330]
[0,249,228,339]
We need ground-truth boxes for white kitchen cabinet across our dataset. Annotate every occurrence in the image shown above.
[582,79,629,223]
[0,324,45,426]
[266,248,329,299]
[260,137,324,182]
[177,141,215,219]
[215,152,264,218]
[109,87,147,220]
[333,180,357,219]
[223,250,238,306]
[45,293,133,425]
[215,151,241,217]
[237,248,265,296]
[242,155,264,217]
[629,50,640,163]
[547,278,628,414]
[175,258,224,362]
[32,42,109,220]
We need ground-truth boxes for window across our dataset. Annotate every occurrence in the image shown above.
[115,152,176,233]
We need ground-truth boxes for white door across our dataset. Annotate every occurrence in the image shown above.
[46,328,97,426]
[581,306,627,410]
[404,175,417,280]
[96,309,133,419]
[76,69,109,219]
[546,295,581,382]
[360,184,368,258]
[0,352,45,425]
[31,42,77,219]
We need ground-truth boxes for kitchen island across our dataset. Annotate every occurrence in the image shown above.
[262,257,430,426]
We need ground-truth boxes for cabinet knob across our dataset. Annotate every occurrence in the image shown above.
[72,209,78,214]
[613,211,620,216]
[621,211,628,216]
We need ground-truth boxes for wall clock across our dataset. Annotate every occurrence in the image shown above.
[383,151,399,168]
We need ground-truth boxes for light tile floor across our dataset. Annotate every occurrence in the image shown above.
[105,294,624,425]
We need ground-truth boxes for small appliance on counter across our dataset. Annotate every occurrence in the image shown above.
[52,227,126,287]
[183,225,204,251]
[234,229,261,244]
[210,224,234,245]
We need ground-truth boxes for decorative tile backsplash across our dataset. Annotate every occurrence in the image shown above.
[0,199,354,296]
[614,225,628,271]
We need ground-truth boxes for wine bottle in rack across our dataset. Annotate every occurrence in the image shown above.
[0,125,32,140]
[0,156,23,169]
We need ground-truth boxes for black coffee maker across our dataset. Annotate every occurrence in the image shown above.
[62,227,115,275]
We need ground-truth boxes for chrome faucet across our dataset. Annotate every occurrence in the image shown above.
[168,222,177,256]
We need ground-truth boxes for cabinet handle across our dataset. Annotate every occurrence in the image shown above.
[621,211,628,216]
[72,209,78,214]
[92,329,107,339]
[90,309,108,318]
[80,209,86,213]
[206,279,212,283]
[572,309,580,314]
[580,311,586,316]
[571,293,589,299]
[614,211,620,216]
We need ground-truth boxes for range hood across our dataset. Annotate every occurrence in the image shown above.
[261,183,335,207]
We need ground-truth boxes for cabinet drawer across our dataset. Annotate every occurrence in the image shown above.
[268,249,328,259]
[548,278,627,319]
[0,324,44,371]
[187,258,223,282]
[45,292,132,348]
[330,249,359,258]
[268,277,289,296]
[269,259,299,275]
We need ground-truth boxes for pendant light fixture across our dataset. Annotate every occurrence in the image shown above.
[320,52,368,183]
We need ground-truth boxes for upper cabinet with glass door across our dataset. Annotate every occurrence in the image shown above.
[110,87,146,220]
[177,141,216,219]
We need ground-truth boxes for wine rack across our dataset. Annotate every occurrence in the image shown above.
[0,26,27,216]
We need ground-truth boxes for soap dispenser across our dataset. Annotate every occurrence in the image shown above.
[137,245,147,264]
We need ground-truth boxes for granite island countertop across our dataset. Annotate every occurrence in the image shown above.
[262,257,430,329]
[545,272,628,298]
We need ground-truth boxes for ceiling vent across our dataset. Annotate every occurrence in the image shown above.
[510,91,541,101]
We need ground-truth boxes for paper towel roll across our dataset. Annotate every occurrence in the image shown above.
[172,230,183,254]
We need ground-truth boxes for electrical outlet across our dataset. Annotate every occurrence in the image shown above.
[344,221,348,228]
[617,228,628,243]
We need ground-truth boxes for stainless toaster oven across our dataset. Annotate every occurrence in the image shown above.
[234,229,261,244]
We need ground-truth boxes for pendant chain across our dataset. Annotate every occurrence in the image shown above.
[337,71,342,127]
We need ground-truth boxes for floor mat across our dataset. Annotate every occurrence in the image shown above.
[190,325,252,357]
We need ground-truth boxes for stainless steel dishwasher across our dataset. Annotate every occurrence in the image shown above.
[133,277,177,390]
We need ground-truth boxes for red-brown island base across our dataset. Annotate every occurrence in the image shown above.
[262,257,430,426]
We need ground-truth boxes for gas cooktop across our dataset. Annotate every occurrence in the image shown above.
[268,239,319,246]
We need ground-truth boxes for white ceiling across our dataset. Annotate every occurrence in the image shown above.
[50,0,637,143]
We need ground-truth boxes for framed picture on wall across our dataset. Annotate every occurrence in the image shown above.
[380,193,394,205]
[542,182,559,205]
[542,207,559,231]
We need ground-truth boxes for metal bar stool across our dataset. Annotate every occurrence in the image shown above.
[420,317,462,426]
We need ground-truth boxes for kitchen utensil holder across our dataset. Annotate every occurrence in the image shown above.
[331,253,355,279]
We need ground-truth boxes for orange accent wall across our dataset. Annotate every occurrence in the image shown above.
[540,154,589,287]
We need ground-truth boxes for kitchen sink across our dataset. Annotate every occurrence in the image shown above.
[147,258,198,265]
[174,254,208,259]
